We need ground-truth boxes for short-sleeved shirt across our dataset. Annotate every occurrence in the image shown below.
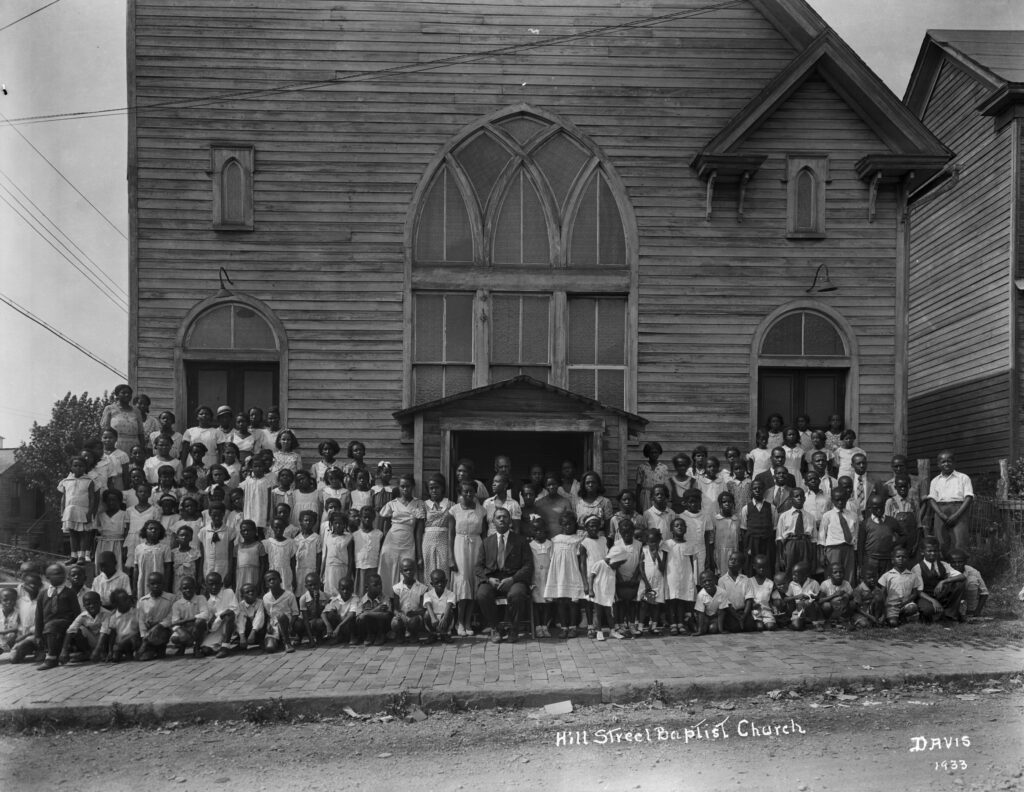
[137,592,176,638]
[716,573,753,609]
[67,609,109,635]
[202,588,238,619]
[483,496,522,524]
[393,580,429,614]
[102,607,140,639]
[961,565,988,596]
[928,472,974,503]
[819,579,853,599]
[694,588,731,615]
[423,587,456,616]
[323,594,359,618]
[263,589,299,620]
[91,571,132,607]
[171,595,208,623]
[878,567,919,606]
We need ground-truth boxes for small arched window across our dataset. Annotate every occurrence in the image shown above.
[210,145,254,231]
[761,310,846,357]
[786,155,827,238]
[185,303,278,351]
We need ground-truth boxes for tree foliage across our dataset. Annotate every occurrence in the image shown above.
[15,391,108,515]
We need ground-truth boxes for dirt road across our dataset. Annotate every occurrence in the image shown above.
[1,679,1021,792]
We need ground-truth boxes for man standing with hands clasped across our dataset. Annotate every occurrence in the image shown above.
[925,450,973,558]
[475,507,533,643]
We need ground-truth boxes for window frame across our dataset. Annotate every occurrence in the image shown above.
[404,106,639,413]
[209,145,255,231]
[785,154,828,239]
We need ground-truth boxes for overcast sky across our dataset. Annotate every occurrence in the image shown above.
[1,0,1021,446]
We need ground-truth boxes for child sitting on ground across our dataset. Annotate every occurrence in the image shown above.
[851,566,885,630]
[34,563,81,670]
[356,573,392,646]
[817,562,853,626]
[788,562,820,631]
[423,570,456,643]
[262,569,299,653]
[322,579,359,645]
[136,571,175,661]
[0,587,22,656]
[716,551,755,633]
[748,555,775,631]
[694,570,730,636]
[236,583,267,649]
[199,571,238,658]
[59,590,107,664]
[949,549,988,618]
[297,573,328,646]
[391,558,429,643]
[100,588,140,662]
[168,575,208,656]
[877,548,920,628]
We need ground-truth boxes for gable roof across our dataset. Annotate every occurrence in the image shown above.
[393,375,648,430]
[0,449,19,479]
[693,28,951,181]
[905,30,1024,118]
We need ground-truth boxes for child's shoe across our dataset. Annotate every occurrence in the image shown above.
[559,627,569,639]
[566,626,577,639]
[284,642,296,653]
[609,628,624,640]
[668,624,679,636]
[595,630,606,642]
[587,627,597,639]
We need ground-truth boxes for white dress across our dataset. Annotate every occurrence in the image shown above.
[636,546,667,603]
[378,498,426,596]
[450,503,484,601]
[543,533,585,600]
[583,536,614,608]
[662,538,696,602]
[529,539,552,603]
[322,531,353,596]
[263,537,296,591]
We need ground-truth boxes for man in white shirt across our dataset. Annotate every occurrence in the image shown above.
[925,451,974,557]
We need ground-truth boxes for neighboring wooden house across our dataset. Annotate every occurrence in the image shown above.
[904,31,1024,476]
[0,448,46,546]
[128,0,948,493]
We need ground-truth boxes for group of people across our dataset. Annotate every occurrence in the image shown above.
[0,392,991,670]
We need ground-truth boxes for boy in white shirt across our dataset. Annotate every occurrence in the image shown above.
[322,579,358,645]
[423,569,457,642]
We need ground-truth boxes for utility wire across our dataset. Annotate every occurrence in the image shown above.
[0,168,127,299]
[0,113,129,240]
[0,0,66,33]
[0,291,127,378]
[2,0,745,126]
[0,188,129,313]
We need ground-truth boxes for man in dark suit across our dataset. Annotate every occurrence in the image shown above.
[475,507,533,643]
[754,448,796,492]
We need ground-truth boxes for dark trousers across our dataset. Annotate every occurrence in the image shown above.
[476,581,529,631]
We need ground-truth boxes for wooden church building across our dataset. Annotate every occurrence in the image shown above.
[904,30,1024,477]
[127,0,949,492]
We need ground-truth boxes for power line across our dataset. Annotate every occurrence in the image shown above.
[1,0,745,126]
[0,291,126,378]
[0,187,129,313]
[0,0,66,33]
[0,168,127,299]
[0,113,129,240]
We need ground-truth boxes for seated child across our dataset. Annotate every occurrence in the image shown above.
[694,570,730,636]
[199,571,239,657]
[297,573,328,646]
[851,565,886,630]
[769,571,793,630]
[787,562,820,631]
[356,573,392,647]
[715,551,754,633]
[34,563,81,670]
[136,571,175,661]
[236,583,267,649]
[59,590,108,664]
[100,588,141,662]
[0,587,22,656]
[262,569,299,653]
[748,555,775,631]
[322,579,358,645]
[877,549,920,627]
[423,570,456,643]
[66,564,91,609]
[391,558,429,643]
[168,575,208,656]
[914,539,965,622]
[817,563,853,625]
[949,549,988,618]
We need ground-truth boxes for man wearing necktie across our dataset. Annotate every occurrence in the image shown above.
[821,489,857,584]
[474,508,533,642]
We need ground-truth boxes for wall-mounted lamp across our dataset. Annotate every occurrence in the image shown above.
[806,263,837,293]
[216,267,234,297]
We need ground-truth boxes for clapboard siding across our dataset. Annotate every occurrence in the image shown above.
[132,0,909,481]
[907,58,1014,474]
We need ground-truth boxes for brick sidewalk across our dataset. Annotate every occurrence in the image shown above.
[1,631,1021,725]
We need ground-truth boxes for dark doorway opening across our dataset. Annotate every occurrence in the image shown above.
[185,361,279,420]
[758,367,847,429]
[450,431,590,495]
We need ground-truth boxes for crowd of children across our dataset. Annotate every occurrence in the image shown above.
[0,397,995,670]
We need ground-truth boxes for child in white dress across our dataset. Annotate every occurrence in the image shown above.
[58,455,97,564]
[543,511,586,638]
[528,517,553,638]
[636,528,667,634]
[663,517,696,635]
[293,512,323,593]
[264,518,297,592]
[95,490,128,573]
[321,511,353,597]
[580,515,609,639]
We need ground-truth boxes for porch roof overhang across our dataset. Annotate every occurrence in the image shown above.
[393,375,648,436]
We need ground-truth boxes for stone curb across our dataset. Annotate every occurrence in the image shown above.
[1,663,1020,730]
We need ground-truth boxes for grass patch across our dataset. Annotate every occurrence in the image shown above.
[241,698,290,724]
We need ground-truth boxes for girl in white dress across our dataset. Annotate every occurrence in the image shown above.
[58,456,97,564]
[134,520,172,597]
[95,490,127,573]
[581,515,613,641]
[663,516,697,635]
[527,517,553,638]
[544,511,586,638]
[321,511,353,597]
[377,475,426,597]
[746,428,772,479]
[636,528,667,635]
[450,482,485,636]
